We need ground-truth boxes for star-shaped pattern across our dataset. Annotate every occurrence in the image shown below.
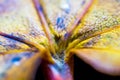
[0,0,120,80]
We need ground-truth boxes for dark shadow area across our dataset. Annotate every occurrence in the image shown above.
[34,55,120,80]
[34,64,45,80]
[74,55,120,80]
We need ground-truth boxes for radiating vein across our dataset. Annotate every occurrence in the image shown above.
[66,0,120,52]
[33,0,56,54]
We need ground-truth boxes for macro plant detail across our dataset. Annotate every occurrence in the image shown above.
[0,0,120,80]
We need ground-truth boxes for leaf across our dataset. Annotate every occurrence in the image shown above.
[65,0,120,76]
[76,26,120,50]
[40,0,93,37]
[71,0,120,41]
[66,0,120,52]
[0,0,54,79]
[69,22,120,76]
[0,0,49,51]
[1,0,120,79]
[69,48,120,75]
[5,51,41,80]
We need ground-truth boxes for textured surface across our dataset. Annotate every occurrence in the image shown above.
[40,0,91,36]
[66,0,120,76]
[0,0,48,79]
[66,0,120,51]
[72,0,120,41]
[0,0,49,52]
[0,0,120,80]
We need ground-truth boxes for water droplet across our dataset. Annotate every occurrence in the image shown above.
[11,56,21,65]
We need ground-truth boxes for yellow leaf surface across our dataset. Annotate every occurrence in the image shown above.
[66,0,120,52]
[0,0,54,79]
[0,0,49,52]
